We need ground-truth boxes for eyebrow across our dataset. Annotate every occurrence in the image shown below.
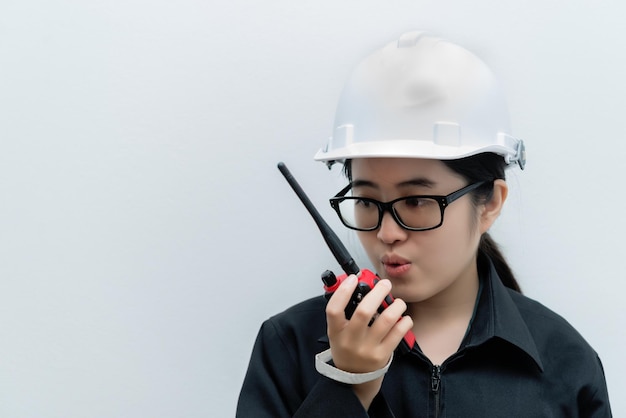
[351,178,436,189]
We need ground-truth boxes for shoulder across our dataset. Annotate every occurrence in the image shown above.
[261,296,328,346]
[269,295,327,324]
[506,290,612,411]
[507,290,602,367]
[508,290,590,346]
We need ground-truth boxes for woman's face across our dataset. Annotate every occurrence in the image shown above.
[351,158,484,304]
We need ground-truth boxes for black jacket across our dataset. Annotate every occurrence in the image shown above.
[237,259,612,417]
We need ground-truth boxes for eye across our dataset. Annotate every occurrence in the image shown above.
[355,198,373,208]
[403,197,428,208]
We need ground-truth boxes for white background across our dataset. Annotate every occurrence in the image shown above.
[1,0,624,416]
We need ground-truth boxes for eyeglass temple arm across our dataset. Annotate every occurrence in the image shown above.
[445,181,488,204]
[335,183,353,197]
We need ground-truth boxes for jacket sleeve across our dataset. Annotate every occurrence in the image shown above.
[236,319,394,418]
[579,354,613,418]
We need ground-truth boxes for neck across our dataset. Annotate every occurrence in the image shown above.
[406,262,480,365]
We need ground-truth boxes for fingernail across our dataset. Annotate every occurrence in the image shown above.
[345,274,357,285]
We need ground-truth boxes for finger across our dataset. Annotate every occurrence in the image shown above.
[349,279,392,326]
[370,299,413,351]
[369,297,408,333]
[381,314,414,350]
[326,274,358,330]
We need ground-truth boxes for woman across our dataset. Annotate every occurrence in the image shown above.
[236,31,612,417]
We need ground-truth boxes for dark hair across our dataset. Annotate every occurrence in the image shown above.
[342,154,521,293]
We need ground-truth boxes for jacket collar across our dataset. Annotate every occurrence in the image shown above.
[465,254,544,372]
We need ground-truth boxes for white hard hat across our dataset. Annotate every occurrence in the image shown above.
[314,31,526,169]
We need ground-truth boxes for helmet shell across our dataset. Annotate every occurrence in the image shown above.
[314,31,525,169]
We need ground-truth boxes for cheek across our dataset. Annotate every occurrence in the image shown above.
[444,199,481,235]
[429,204,480,257]
[356,231,380,261]
[356,230,375,247]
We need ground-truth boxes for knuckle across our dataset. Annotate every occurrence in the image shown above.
[351,306,372,322]
[326,303,344,318]
[379,311,398,326]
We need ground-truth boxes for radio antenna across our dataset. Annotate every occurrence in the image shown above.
[277,162,359,276]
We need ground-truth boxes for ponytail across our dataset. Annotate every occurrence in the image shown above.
[479,233,521,293]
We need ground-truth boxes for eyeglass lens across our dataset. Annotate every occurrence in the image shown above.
[337,197,441,230]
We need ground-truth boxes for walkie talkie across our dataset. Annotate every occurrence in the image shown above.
[277,162,415,352]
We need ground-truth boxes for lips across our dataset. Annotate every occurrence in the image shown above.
[381,254,412,277]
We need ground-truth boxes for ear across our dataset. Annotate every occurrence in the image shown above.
[479,180,508,234]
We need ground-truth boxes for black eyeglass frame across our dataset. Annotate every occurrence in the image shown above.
[329,181,488,232]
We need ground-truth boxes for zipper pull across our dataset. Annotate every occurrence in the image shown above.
[431,365,441,393]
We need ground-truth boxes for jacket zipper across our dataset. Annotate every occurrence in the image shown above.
[431,365,441,418]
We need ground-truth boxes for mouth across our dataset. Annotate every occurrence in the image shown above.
[381,255,412,277]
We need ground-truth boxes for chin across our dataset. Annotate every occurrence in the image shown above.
[388,278,440,304]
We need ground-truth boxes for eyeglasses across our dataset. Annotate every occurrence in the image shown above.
[329,181,487,232]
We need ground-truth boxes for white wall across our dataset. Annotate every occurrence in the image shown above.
[0,0,624,416]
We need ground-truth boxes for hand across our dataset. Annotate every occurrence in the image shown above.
[325,274,413,408]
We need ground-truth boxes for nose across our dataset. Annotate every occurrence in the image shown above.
[376,211,408,244]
